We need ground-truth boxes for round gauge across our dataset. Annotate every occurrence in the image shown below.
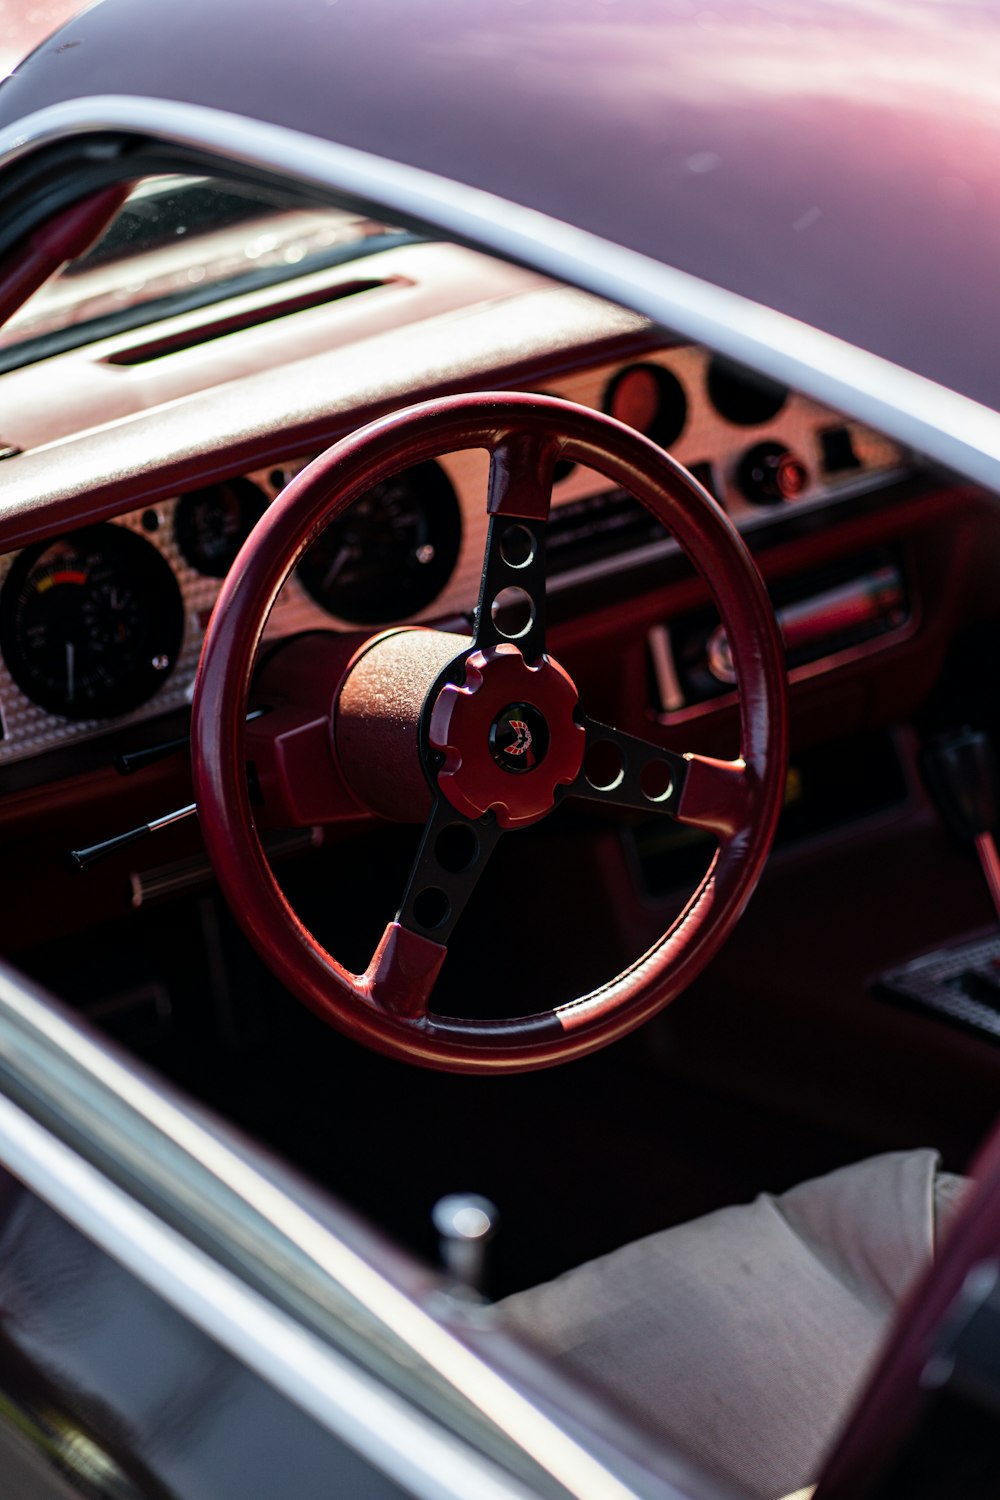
[298,461,461,625]
[603,363,687,449]
[175,478,267,577]
[0,525,185,720]
[737,442,809,505]
[706,356,787,426]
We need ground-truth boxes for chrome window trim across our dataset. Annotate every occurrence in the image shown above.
[1,96,999,497]
[0,1086,539,1500]
[0,962,661,1500]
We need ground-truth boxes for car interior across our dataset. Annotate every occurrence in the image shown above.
[1,169,999,1493]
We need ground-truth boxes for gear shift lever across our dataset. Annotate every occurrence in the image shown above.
[432,1193,498,1300]
[920,727,1000,922]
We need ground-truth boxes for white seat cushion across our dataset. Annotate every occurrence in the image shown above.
[500,1150,963,1500]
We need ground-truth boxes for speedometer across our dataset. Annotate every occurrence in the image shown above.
[0,525,185,720]
[297,461,461,624]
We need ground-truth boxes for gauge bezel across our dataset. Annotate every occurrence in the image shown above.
[297,459,462,625]
[174,478,268,578]
[0,523,186,721]
[706,356,788,426]
[603,361,688,449]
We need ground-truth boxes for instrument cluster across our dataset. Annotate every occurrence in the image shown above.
[0,456,465,765]
[0,346,907,767]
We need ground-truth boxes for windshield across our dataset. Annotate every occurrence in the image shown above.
[0,175,409,368]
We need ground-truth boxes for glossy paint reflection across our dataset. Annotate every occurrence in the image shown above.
[4,0,997,405]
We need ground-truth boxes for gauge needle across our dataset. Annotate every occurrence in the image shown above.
[65,641,75,704]
[322,545,354,590]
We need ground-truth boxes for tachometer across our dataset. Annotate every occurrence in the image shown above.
[0,525,185,719]
[297,460,461,624]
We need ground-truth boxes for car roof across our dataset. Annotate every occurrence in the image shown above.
[1,0,1000,411]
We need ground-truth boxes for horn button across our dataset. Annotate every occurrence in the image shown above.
[489,701,550,774]
[428,643,585,828]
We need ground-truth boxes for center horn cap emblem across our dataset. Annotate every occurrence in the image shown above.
[489,702,550,773]
[428,644,585,829]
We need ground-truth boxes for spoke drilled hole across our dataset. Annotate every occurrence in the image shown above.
[499,523,534,569]
[585,739,625,792]
[412,887,450,931]
[640,759,674,803]
[435,823,480,874]
[491,586,534,640]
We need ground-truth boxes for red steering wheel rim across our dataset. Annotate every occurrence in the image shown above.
[192,393,788,1072]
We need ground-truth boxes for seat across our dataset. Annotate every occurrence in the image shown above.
[499,1150,966,1500]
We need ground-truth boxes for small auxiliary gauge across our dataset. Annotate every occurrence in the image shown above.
[603,363,687,449]
[175,478,267,577]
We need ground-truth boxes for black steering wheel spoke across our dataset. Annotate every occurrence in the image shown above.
[395,795,504,950]
[472,431,559,662]
[568,715,691,820]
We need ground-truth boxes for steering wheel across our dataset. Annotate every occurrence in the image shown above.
[191,393,787,1073]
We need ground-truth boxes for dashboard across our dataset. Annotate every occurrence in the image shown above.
[0,341,907,770]
[0,223,986,975]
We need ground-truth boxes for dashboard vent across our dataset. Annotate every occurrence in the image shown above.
[547,488,667,578]
[106,277,392,365]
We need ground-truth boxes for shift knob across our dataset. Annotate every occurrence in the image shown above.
[432,1193,499,1298]
[920,727,998,841]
